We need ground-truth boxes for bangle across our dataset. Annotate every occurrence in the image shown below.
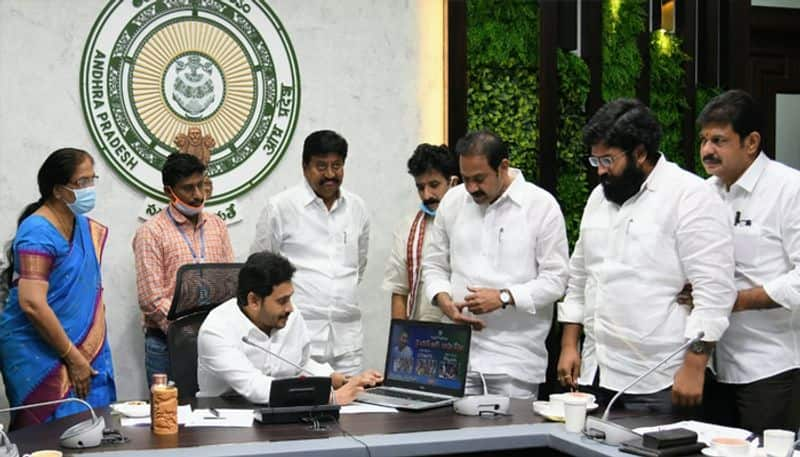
[60,341,73,359]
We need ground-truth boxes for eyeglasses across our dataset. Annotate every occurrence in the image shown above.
[587,153,625,168]
[69,175,100,188]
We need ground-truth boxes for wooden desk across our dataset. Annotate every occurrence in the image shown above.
[8,398,674,457]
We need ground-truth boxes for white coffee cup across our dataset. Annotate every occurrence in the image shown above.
[563,396,588,433]
[23,451,63,457]
[710,437,750,457]
[763,429,795,457]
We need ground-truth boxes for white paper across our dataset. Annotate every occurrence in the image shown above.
[633,420,753,444]
[340,404,399,414]
[120,404,193,427]
[184,408,254,427]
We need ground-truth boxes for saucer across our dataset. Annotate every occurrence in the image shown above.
[700,446,798,457]
[532,400,599,422]
[111,400,150,417]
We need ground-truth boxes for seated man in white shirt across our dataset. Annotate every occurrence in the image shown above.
[697,89,800,433]
[423,130,570,399]
[557,99,736,415]
[197,251,382,404]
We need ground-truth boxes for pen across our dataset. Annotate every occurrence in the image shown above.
[210,408,220,418]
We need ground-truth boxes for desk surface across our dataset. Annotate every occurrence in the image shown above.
[8,398,676,457]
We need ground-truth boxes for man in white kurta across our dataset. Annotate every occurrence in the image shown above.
[698,89,800,432]
[558,99,736,414]
[251,130,369,375]
[423,131,569,398]
[383,143,459,322]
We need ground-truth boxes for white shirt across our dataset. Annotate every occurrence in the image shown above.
[382,210,445,322]
[251,180,370,357]
[559,156,736,394]
[708,152,800,384]
[423,169,569,384]
[196,298,333,404]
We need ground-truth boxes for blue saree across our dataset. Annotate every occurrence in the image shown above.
[0,214,116,428]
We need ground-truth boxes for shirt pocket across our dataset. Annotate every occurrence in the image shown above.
[340,225,360,269]
[623,220,676,269]
[733,223,761,268]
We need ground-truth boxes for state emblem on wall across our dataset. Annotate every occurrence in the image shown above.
[80,0,300,220]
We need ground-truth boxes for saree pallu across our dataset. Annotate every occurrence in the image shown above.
[0,214,116,429]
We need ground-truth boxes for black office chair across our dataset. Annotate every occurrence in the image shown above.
[166,262,243,398]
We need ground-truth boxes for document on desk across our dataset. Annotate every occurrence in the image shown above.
[340,404,399,414]
[185,408,254,427]
[120,404,193,427]
[633,420,751,445]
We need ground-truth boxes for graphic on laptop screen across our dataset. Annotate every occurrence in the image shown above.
[386,321,469,391]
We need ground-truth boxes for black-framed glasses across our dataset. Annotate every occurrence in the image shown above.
[69,175,100,188]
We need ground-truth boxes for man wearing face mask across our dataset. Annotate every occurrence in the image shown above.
[557,99,735,415]
[251,130,369,375]
[133,153,234,383]
[422,131,569,398]
[382,143,459,322]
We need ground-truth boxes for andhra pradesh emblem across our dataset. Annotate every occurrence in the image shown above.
[80,0,300,210]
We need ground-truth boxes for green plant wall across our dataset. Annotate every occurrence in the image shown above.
[650,30,689,166]
[465,0,720,248]
[602,0,645,101]
[466,0,539,183]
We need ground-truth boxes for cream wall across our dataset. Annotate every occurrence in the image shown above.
[0,0,444,403]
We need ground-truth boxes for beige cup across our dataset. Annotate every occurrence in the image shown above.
[763,429,795,457]
[23,451,63,457]
[711,437,750,457]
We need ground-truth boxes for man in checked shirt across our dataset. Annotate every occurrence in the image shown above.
[133,153,234,384]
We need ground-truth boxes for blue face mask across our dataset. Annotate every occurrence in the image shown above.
[66,186,96,215]
[420,202,436,217]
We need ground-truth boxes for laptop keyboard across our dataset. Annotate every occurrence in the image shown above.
[367,387,446,403]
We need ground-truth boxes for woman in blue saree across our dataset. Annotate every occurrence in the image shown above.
[1,148,116,429]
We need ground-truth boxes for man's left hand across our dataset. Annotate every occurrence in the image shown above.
[463,287,503,315]
[671,354,706,407]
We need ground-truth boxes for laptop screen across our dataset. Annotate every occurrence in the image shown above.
[383,319,471,397]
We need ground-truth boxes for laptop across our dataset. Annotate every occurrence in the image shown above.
[356,319,471,411]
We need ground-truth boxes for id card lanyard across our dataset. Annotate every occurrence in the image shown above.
[166,207,206,263]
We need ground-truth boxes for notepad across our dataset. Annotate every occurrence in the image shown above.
[185,408,254,427]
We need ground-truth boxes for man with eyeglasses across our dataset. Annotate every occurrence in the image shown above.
[251,130,369,375]
[557,99,736,416]
[133,153,235,384]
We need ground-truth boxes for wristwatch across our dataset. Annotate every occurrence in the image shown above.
[499,289,513,309]
[688,340,711,355]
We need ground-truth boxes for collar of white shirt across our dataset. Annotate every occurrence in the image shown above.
[489,168,526,208]
[711,151,769,195]
[301,178,347,210]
